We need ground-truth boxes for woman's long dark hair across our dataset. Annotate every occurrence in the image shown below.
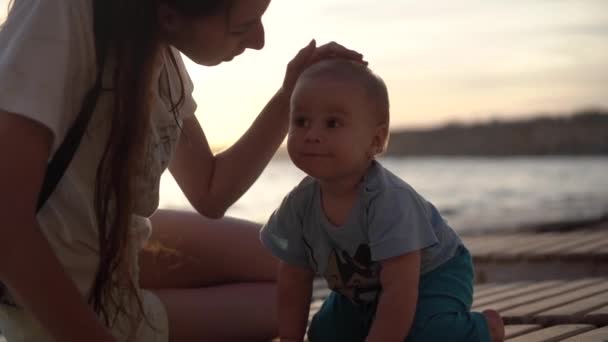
[90,0,232,334]
[2,0,232,334]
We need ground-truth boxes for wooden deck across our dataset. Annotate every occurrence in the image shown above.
[285,224,608,341]
[2,224,606,342]
[309,277,608,341]
[463,222,608,283]
[460,223,608,340]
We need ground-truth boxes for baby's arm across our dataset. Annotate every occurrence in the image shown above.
[278,261,315,342]
[366,250,421,342]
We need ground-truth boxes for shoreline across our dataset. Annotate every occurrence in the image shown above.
[460,213,608,236]
[517,214,608,233]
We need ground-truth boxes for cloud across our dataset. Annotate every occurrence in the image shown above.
[550,23,608,37]
[459,65,608,91]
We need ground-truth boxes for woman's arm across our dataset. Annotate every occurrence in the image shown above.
[0,111,116,342]
[277,262,314,342]
[366,250,421,342]
[169,88,291,218]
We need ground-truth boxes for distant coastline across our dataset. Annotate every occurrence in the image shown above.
[269,108,608,158]
[385,108,608,157]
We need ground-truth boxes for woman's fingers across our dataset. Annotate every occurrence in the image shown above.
[286,39,317,76]
[282,39,367,93]
[283,39,317,91]
[311,41,367,65]
[289,39,317,70]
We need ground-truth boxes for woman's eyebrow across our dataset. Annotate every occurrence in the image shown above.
[231,18,258,28]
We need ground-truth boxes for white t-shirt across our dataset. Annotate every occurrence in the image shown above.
[0,0,196,340]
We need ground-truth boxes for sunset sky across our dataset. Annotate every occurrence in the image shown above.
[2,0,607,148]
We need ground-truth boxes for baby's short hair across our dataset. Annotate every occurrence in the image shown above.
[299,59,390,127]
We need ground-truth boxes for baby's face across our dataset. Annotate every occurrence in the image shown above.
[287,74,382,181]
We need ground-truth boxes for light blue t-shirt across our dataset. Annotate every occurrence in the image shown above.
[260,161,463,304]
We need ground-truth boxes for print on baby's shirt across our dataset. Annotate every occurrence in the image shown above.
[323,244,381,304]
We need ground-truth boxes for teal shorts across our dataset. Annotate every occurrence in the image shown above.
[308,246,491,342]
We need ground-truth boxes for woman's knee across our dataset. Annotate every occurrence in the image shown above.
[141,210,277,289]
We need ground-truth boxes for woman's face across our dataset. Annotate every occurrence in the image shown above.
[162,0,271,66]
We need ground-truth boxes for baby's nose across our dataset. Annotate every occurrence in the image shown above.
[304,127,323,143]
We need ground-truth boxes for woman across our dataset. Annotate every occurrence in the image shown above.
[0,0,364,341]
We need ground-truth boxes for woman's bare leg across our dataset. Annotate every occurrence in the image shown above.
[139,209,279,341]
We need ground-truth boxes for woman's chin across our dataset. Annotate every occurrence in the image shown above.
[191,54,226,66]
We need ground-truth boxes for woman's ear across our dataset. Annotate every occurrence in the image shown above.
[157,2,181,34]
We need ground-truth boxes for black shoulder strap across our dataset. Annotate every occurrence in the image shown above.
[1,1,111,308]
[35,0,108,212]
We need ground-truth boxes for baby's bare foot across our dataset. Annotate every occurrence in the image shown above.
[483,309,505,342]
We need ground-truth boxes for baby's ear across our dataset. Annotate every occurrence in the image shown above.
[373,124,390,155]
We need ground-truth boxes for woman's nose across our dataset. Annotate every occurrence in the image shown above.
[247,22,265,50]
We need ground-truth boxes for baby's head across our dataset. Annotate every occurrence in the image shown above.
[287,59,390,181]
[295,59,390,128]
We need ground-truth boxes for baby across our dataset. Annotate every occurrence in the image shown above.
[260,59,505,342]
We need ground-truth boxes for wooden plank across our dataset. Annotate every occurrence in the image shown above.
[487,234,552,255]
[505,324,595,342]
[492,234,572,258]
[311,288,331,301]
[563,233,608,255]
[462,235,494,253]
[309,299,323,312]
[535,290,608,325]
[460,235,483,251]
[473,281,562,309]
[475,278,600,313]
[514,234,586,255]
[474,283,494,292]
[501,281,608,320]
[466,235,528,256]
[313,278,326,290]
[309,300,324,323]
[560,326,608,342]
[593,243,608,256]
[585,304,608,325]
[504,325,543,339]
[474,234,546,257]
[527,232,605,258]
[474,282,529,300]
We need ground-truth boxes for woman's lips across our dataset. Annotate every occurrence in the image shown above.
[224,49,245,62]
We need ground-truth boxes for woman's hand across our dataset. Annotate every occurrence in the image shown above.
[281,39,367,94]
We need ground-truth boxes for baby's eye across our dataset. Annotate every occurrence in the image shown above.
[293,116,309,128]
[326,119,342,128]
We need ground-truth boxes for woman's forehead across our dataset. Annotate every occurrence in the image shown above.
[229,0,271,24]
